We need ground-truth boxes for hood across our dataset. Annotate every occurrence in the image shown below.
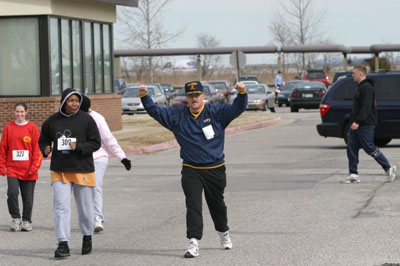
[59,88,82,117]
[122,96,141,104]
[248,94,264,100]
[360,78,375,86]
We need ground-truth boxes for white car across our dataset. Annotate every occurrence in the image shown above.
[122,85,168,115]
[241,80,259,85]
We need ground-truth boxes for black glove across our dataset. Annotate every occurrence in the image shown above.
[121,158,131,171]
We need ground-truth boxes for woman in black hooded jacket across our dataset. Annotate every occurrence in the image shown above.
[39,88,101,258]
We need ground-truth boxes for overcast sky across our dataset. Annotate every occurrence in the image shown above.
[115,0,400,64]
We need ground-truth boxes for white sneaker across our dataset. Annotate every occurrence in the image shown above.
[184,238,199,258]
[386,165,397,183]
[218,231,233,250]
[340,174,360,184]
[10,218,21,231]
[94,216,104,233]
[21,221,32,232]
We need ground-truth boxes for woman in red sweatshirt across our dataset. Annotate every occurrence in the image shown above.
[0,102,42,232]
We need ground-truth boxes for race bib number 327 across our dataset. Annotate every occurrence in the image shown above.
[12,150,29,161]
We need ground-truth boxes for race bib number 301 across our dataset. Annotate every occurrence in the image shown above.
[12,150,29,161]
[57,137,76,151]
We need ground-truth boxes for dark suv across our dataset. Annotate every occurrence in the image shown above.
[316,71,400,146]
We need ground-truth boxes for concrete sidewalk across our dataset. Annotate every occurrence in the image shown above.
[1,110,400,266]
[0,115,282,266]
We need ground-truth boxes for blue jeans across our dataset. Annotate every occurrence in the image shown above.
[347,125,391,174]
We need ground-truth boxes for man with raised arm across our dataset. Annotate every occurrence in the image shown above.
[139,81,247,258]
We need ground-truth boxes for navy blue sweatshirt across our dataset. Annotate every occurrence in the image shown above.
[141,92,248,168]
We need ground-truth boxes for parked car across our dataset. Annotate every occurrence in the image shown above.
[114,78,127,94]
[233,76,260,84]
[122,85,168,114]
[171,87,187,106]
[207,80,232,103]
[317,71,400,146]
[144,83,164,94]
[228,90,237,104]
[332,71,353,84]
[241,81,259,86]
[144,82,170,104]
[289,81,326,112]
[277,80,306,107]
[246,84,276,112]
[160,83,175,106]
[299,69,330,87]
[172,82,220,106]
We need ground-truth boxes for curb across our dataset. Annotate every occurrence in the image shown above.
[124,116,281,156]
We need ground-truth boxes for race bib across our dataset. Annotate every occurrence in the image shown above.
[202,125,215,140]
[57,137,76,151]
[12,150,29,161]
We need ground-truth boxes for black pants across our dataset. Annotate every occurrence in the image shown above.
[181,165,229,240]
[7,177,36,222]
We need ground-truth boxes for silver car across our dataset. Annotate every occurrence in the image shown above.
[246,84,276,112]
[121,85,168,115]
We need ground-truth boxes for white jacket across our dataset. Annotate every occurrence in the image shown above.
[90,110,126,161]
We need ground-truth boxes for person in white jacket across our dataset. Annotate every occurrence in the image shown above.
[80,95,131,232]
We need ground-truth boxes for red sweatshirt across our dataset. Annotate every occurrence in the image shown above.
[0,121,42,180]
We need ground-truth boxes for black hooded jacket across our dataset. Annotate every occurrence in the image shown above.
[39,89,101,173]
[350,78,377,126]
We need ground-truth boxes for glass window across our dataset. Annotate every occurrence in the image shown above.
[93,23,102,93]
[84,22,94,94]
[208,82,225,90]
[72,20,82,93]
[103,24,112,93]
[331,79,357,101]
[61,19,72,90]
[203,86,211,95]
[306,71,326,79]
[0,18,40,96]
[247,85,265,94]
[123,88,139,97]
[147,87,155,96]
[377,76,400,101]
[50,18,61,95]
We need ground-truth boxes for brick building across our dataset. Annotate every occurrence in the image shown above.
[0,0,139,131]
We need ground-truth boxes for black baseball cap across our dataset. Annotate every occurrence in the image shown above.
[184,81,203,95]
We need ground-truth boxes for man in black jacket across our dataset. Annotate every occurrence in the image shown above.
[341,66,397,184]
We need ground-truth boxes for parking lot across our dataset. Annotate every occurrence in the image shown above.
[1,108,400,266]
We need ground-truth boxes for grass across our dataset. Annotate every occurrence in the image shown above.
[116,111,277,150]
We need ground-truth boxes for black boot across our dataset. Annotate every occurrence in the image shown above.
[55,241,70,259]
[82,235,92,255]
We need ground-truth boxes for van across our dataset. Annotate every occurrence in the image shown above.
[316,71,400,146]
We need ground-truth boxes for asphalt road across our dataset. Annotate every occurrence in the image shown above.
[1,107,400,266]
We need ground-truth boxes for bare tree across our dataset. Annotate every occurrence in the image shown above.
[268,18,292,72]
[194,34,222,77]
[115,0,183,82]
[269,0,328,70]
